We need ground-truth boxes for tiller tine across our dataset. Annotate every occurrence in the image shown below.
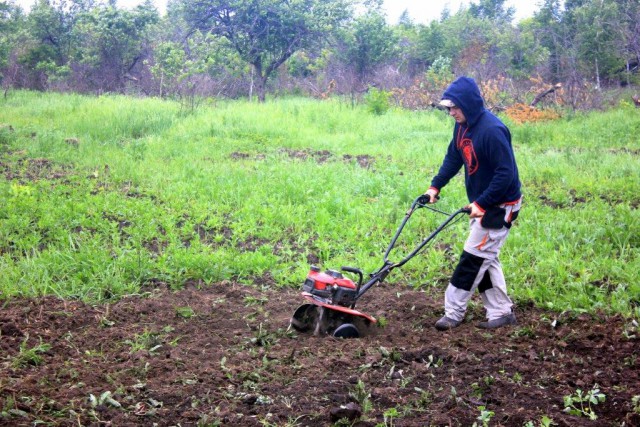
[290,302,371,338]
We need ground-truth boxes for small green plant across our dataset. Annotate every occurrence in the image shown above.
[376,316,388,328]
[622,319,639,340]
[448,386,463,407]
[12,337,51,368]
[472,406,495,427]
[175,306,195,318]
[632,395,640,414]
[524,415,554,427]
[563,384,606,420]
[89,391,121,409]
[125,329,162,354]
[512,371,524,384]
[413,387,433,409]
[424,354,443,369]
[364,87,391,115]
[513,325,537,338]
[379,346,401,362]
[350,379,372,414]
[0,124,16,147]
[376,407,400,427]
[244,296,268,306]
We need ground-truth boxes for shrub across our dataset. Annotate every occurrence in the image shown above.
[365,87,391,115]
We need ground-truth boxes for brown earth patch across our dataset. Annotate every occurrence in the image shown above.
[1,282,639,426]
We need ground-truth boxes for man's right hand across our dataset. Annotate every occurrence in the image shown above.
[424,188,439,203]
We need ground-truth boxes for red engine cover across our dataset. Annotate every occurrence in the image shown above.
[307,269,357,290]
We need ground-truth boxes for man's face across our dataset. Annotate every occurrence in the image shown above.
[448,106,467,125]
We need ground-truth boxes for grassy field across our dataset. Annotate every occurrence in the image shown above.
[1,91,638,317]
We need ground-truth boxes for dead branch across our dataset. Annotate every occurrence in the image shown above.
[530,83,562,107]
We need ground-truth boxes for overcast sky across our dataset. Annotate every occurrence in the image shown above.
[13,0,541,23]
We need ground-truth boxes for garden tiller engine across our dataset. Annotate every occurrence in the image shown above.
[290,195,470,338]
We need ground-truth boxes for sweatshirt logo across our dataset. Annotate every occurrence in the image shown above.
[458,137,478,175]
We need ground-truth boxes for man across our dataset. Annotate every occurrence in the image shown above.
[425,76,522,330]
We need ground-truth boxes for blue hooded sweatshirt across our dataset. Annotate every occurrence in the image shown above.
[430,77,521,210]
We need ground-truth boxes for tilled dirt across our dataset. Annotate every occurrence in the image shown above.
[1,281,639,426]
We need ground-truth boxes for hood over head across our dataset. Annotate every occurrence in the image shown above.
[440,77,485,127]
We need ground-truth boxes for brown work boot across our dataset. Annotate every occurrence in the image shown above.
[477,312,517,329]
[435,316,462,331]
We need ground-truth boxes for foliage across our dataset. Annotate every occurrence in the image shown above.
[12,336,51,368]
[504,104,561,124]
[632,395,640,414]
[71,3,159,92]
[338,8,398,82]
[364,86,391,115]
[0,0,639,105]
[563,384,606,420]
[179,0,353,101]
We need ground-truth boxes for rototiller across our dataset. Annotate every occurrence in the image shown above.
[290,195,470,338]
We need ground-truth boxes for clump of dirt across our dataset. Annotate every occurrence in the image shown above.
[1,282,639,426]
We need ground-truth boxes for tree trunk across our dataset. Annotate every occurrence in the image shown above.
[257,75,267,102]
[251,63,267,102]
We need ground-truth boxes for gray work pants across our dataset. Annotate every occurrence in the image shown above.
[444,200,521,321]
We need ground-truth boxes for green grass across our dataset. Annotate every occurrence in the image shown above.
[0,91,638,317]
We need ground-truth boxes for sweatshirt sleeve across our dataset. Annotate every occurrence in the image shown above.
[430,139,463,191]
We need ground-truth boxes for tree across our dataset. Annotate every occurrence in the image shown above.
[609,0,640,86]
[468,0,514,24]
[573,0,621,87]
[415,20,447,70]
[180,0,353,102]
[339,9,397,84]
[21,0,78,89]
[71,1,159,92]
[0,0,24,90]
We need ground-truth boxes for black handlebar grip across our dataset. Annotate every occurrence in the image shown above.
[417,194,440,205]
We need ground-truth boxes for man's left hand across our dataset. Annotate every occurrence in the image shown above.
[467,203,485,219]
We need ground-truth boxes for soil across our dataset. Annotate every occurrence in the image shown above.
[1,280,639,427]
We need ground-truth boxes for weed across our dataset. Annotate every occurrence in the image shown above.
[418,353,443,369]
[524,415,554,427]
[472,406,495,427]
[244,295,268,306]
[12,336,51,368]
[622,319,639,340]
[350,380,372,414]
[196,413,222,426]
[247,323,282,348]
[412,387,433,409]
[258,415,304,427]
[632,395,640,414]
[376,407,400,427]
[512,371,524,384]
[624,354,637,367]
[364,87,391,115]
[125,329,162,354]
[513,325,537,338]
[379,346,401,362]
[175,306,195,318]
[88,391,121,409]
[563,384,606,420]
[448,386,463,407]
[376,316,388,328]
